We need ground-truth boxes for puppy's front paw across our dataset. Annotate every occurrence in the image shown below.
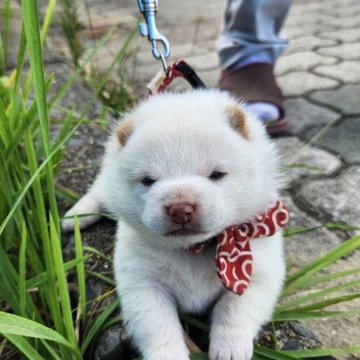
[61,193,102,232]
[209,334,253,360]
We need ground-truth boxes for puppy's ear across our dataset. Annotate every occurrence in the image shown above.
[225,104,250,140]
[116,118,134,146]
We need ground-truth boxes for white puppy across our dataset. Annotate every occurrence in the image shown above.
[63,90,286,360]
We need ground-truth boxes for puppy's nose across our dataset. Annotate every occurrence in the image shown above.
[167,203,195,224]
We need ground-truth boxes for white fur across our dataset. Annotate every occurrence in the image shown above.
[63,90,285,360]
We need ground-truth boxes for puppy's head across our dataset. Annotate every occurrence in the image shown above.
[104,90,282,249]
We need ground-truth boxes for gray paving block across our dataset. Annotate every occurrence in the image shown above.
[275,137,342,187]
[284,36,337,55]
[319,28,360,43]
[314,61,360,83]
[296,166,360,226]
[278,71,339,96]
[304,118,360,164]
[310,84,360,115]
[284,98,340,134]
[317,43,360,61]
[275,52,338,76]
[282,196,342,270]
[321,14,360,29]
[281,25,336,40]
[284,13,334,28]
[323,4,360,17]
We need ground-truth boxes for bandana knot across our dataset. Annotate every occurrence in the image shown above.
[189,200,289,295]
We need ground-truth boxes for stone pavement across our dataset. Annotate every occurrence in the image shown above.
[7,0,360,356]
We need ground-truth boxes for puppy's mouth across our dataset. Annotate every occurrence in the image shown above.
[165,229,206,237]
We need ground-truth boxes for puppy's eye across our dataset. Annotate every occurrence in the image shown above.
[209,171,227,181]
[140,176,156,187]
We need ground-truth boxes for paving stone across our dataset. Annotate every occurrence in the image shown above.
[78,10,137,32]
[289,1,333,16]
[284,13,334,28]
[323,4,360,17]
[283,98,340,134]
[280,25,336,40]
[275,137,341,187]
[282,196,342,269]
[314,61,360,84]
[277,71,339,96]
[296,166,360,226]
[310,84,360,115]
[322,14,360,29]
[284,36,337,55]
[135,44,213,67]
[182,52,219,71]
[275,52,338,76]
[319,28,360,43]
[317,42,360,61]
[304,118,360,164]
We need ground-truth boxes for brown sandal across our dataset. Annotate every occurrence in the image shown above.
[219,63,287,135]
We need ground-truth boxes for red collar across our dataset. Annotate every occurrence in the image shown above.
[189,200,290,295]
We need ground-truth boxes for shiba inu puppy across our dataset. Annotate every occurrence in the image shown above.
[63,90,288,360]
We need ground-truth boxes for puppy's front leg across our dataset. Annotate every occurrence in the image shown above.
[120,285,189,360]
[62,175,106,232]
[209,242,285,360]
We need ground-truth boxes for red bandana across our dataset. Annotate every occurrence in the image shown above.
[189,201,289,295]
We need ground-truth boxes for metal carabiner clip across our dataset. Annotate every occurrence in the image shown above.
[137,0,171,72]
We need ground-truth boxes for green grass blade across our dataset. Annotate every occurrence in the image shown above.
[21,0,60,232]
[40,0,56,44]
[0,116,83,237]
[0,31,5,75]
[19,221,27,317]
[254,346,298,359]
[80,298,120,354]
[284,346,360,358]
[277,279,360,312]
[284,234,360,295]
[86,270,115,286]
[21,0,51,152]
[26,257,89,289]
[83,245,113,264]
[284,225,324,237]
[287,292,360,312]
[3,0,11,64]
[0,97,12,147]
[74,216,87,324]
[0,312,75,349]
[288,268,360,290]
[0,246,21,314]
[48,26,116,109]
[49,215,78,350]
[272,309,360,321]
[4,334,44,360]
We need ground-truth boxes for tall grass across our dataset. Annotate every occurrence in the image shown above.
[0,0,11,75]
[0,1,133,358]
[58,0,83,67]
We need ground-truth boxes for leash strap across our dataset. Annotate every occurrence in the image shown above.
[147,60,206,94]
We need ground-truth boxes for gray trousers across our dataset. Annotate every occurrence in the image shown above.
[218,0,292,69]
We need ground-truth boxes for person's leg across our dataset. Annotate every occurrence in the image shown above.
[218,0,292,69]
[218,0,292,134]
